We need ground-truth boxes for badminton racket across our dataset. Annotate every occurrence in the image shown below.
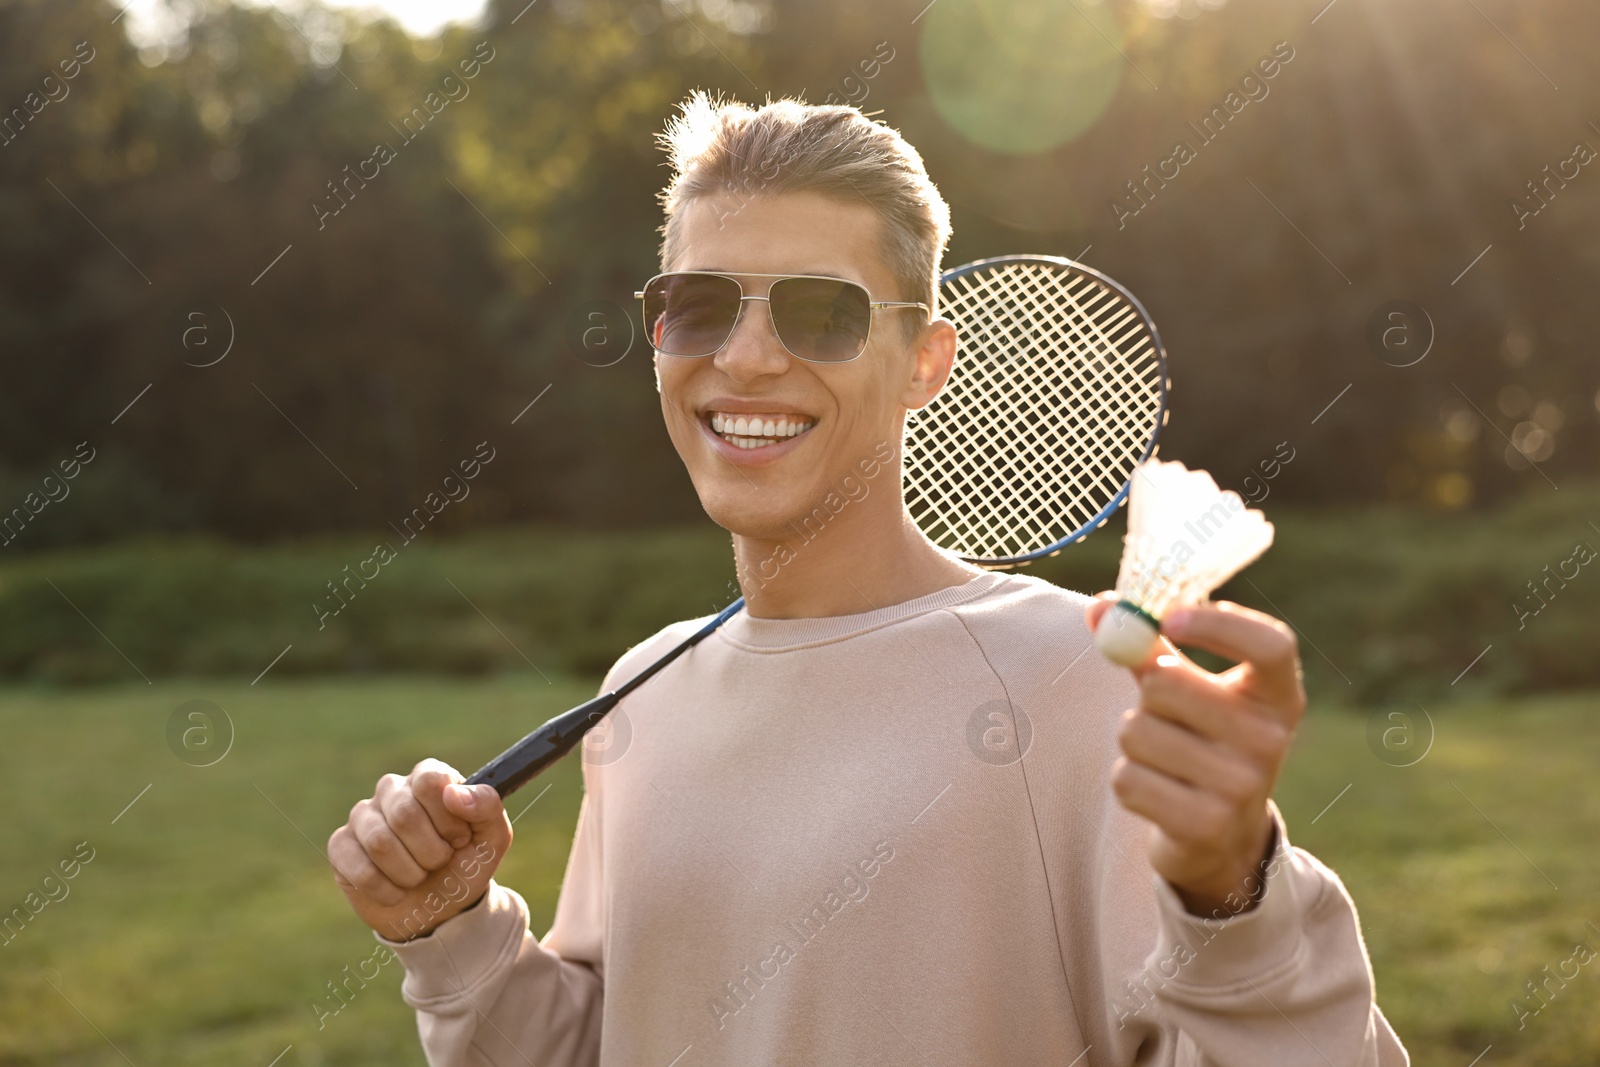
[466,254,1168,796]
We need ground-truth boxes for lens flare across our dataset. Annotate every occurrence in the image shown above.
[920,0,1125,154]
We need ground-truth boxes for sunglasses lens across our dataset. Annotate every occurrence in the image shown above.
[644,274,742,357]
[770,277,872,363]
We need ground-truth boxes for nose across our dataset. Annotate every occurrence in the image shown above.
[713,295,790,383]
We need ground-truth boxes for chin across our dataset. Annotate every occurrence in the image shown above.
[683,430,900,541]
[696,482,812,541]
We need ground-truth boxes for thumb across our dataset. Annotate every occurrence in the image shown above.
[442,782,506,829]
[1083,590,1118,632]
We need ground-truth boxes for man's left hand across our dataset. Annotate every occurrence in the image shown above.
[1086,595,1306,917]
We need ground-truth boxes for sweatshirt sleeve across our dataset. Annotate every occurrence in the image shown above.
[374,787,606,1067]
[370,622,711,1065]
[1114,799,1409,1067]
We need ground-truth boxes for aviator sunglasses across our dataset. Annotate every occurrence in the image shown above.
[636,271,930,364]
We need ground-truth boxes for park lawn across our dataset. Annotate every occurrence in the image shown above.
[1276,688,1600,1066]
[1,676,1597,1066]
[0,673,596,1067]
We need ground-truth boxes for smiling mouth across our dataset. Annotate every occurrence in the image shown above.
[707,411,817,451]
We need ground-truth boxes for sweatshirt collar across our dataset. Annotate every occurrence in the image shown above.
[717,570,1011,651]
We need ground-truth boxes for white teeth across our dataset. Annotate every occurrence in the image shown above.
[705,411,817,448]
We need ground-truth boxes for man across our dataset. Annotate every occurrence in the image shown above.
[327,93,1408,1065]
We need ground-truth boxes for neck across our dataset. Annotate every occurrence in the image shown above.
[731,480,984,619]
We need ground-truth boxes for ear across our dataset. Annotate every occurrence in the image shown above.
[902,318,957,411]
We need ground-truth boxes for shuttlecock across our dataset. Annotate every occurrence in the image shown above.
[1093,459,1275,667]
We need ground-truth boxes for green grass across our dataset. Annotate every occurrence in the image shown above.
[0,673,595,1067]
[1276,690,1600,1065]
[1,676,1597,1065]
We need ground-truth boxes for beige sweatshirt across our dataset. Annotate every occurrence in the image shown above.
[378,570,1409,1066]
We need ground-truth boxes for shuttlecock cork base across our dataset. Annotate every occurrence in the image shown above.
[1095,600,1163,667]
[1091,458,1274,668]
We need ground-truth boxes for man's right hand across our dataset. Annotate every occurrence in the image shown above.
[327,758,512,942]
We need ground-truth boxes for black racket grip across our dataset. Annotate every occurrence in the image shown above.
[465,692,620,797]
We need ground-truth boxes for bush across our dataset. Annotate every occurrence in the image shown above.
[3,485,1597,702]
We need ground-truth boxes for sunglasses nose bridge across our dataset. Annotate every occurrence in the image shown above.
[736,294,778,342]
[714,291,790,371]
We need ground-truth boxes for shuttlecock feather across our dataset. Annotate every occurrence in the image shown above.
[1093,459,1275,667]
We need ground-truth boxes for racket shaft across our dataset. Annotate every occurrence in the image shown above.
[463,597,746,798]
[466,692,619,796]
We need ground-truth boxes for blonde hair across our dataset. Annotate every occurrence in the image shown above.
[656,91,952,333]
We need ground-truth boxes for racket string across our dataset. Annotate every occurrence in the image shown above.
[905,260,1165,563]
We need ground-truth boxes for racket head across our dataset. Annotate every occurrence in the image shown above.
[904,254,1169,567]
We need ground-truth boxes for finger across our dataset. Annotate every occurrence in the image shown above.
[1139,656,1295,755]
[328,823,405,906]
[1162,601,1302,704]
[1111,757,1232,847]
[351,797,430,889]
[1163,600,1294,670]
[407,760,474,849]
[1117,707,1267,806]
[379,780,456,872]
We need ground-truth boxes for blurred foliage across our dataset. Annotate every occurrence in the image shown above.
[4,483,1597,698]
[0,523,739,682]
[2,0,1598,545]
